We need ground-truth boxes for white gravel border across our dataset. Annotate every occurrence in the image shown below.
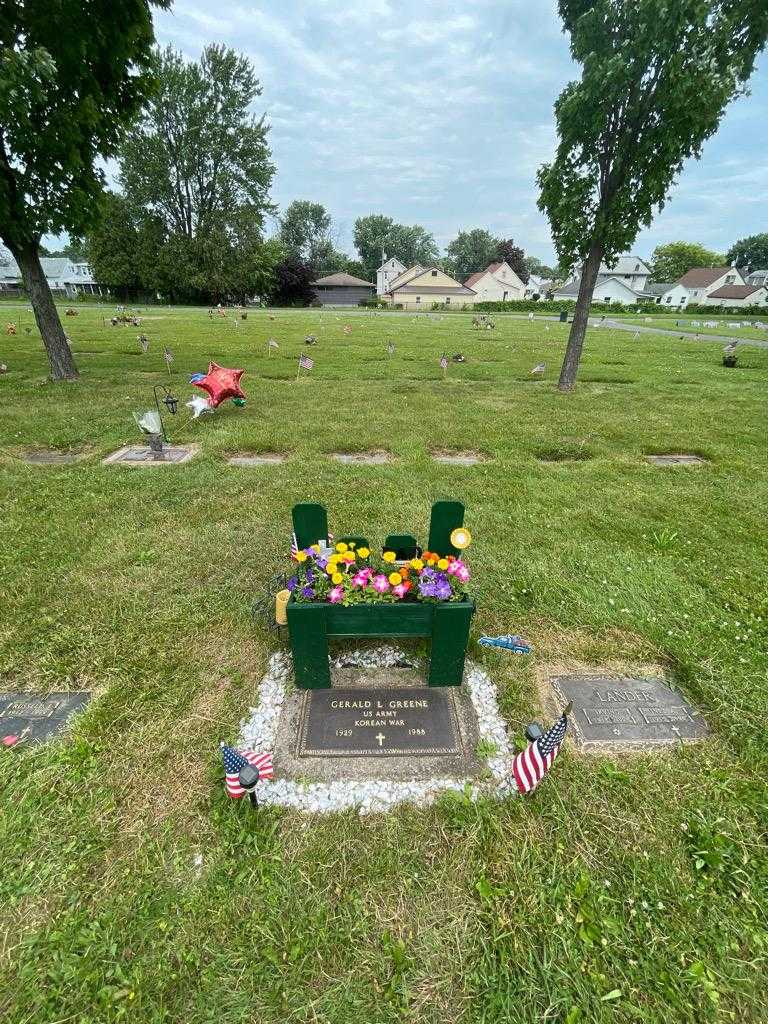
[238,644,519,814]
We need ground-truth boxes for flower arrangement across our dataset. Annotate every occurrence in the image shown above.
[287,541,470,606]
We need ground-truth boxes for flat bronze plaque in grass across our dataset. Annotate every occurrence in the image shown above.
[297,686,462,757]
[102,445,197,466]
[0,692,91,745]
[24,450,81,465]
[550,675,708,750]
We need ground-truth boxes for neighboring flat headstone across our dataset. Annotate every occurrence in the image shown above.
[297,687,462,757]
[646,454,707,466]
[0,692,91,746]
[227,453,287,466]
[24,450,81,465]
[103,445,197,465]
[430,450,485,466]
[550,675,708,750]
[331,451,391,465]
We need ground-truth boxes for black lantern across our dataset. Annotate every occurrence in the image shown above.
[153,385,179,442]
[238,764,260,808]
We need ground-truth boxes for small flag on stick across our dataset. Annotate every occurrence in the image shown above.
[297,353,314,380]
[220,742,274,798]
[163,346,174,376]
[512,705,570,795]
[386,341,395,357]
[439,353,448,377]
[268,337,279,356]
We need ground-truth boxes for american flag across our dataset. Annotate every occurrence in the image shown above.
[163,346,174,364]
[290,531,299,558]
[439,354,448,370]
[387,341,395,355]
[268,337,279,349]
[512,709,568,795]
[220,742,273,798]
[299,354,314,370]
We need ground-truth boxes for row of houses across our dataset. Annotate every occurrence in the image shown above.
[0,254,103,297]
[312,255,540,309]
[553,257,768,308]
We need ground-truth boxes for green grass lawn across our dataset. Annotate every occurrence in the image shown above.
[1,303,767,1023]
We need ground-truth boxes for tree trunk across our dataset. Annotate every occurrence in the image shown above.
[13,240,79,380]
[557,241,604,392]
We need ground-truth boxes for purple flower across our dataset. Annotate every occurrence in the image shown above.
[306,567,315,583]
[301,585,315,599]
[433,579,452,600]
[287,576,299,591]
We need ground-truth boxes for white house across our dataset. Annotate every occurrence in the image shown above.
[659,267,744,307]
[703,284,768,308]
[525,275,555,299]
[0,254,102,297]
[384,265,476,309]
[376,255,407,296]
[553,253,653,303]
[553,275,644,304]
[463,261,525,301]
[746,269,768,288]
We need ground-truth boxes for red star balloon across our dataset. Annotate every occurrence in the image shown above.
[192,362,246,409]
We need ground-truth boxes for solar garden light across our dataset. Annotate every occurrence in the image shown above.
[525,722,544,742]
[153,384,179,442]
[238,763,261,808]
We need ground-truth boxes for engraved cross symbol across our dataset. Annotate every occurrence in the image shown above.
[375,733,386,747]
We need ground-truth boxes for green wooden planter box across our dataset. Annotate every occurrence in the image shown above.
[287,598,475,689]
[286,499,475,689]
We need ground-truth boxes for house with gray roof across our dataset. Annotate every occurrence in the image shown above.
[311,272,375,306]
[0,251,103,297]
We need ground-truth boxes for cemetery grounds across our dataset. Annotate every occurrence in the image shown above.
[0,303,767,1023]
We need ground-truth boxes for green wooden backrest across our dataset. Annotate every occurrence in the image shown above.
[292,503,328,550]
[427,501,464,556]
[384,534,420,559]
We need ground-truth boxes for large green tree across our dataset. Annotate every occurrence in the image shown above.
[444,229,500,282]
[278,200,351,276]
[0,0,167,379]
[524,256,558,280]
[649,241,724,282]
[538,0,768,391]
[496,238,530,283]
[726,233,768,271]
[353,215,439,280]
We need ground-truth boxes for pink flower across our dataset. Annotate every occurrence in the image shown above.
[328,585,344,603]
[392,583,408,599]
[456,566,470,583]
[372,574,390,593]
[351,572,368,588]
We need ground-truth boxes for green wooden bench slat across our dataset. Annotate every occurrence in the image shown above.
[428,601,474,685]
[292,503,328,550]
[427,500,464,556]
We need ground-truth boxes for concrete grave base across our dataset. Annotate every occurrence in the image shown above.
[237,644,519,814]
[24,450,84,465]
[430,449,487,466]
[102,444,198,466]
[331,451,391,465]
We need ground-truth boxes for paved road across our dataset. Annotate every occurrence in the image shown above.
[598,317,768,350]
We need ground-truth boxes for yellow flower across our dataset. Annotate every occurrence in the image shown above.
[388,572,402,586]
[335,542,348,553]
[437,558,449,570]
[410,558,424,570]
[383,551,396,563]
[310,544,321,553]
[332,572,343,584]
[294,550,308,563]
[343,552,356,563]
[326,564,336,575]
[348,541,356,549]
[358,547,370,558]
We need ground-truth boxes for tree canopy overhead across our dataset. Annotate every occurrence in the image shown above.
[0,0,168,379]
[538,0,768,390]
[496,238,530,283]
[279,200,350,276]
[120,44,275,238]
[649,241,724,283]
[726,233,768,271]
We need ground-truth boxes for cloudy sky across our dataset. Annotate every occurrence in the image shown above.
[148,0,766,264]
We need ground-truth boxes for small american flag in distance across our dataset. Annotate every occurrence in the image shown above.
[220,742,274,798]
[512,707,569,795]
[299,353,314,370]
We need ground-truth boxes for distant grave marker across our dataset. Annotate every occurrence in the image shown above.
[646,454,707,467]
[24,450,81,465]
[331,451,391,465]
[227,453,287,466]
[430,449,486,466]
[550,675,708,750]
[1,692,91,746]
